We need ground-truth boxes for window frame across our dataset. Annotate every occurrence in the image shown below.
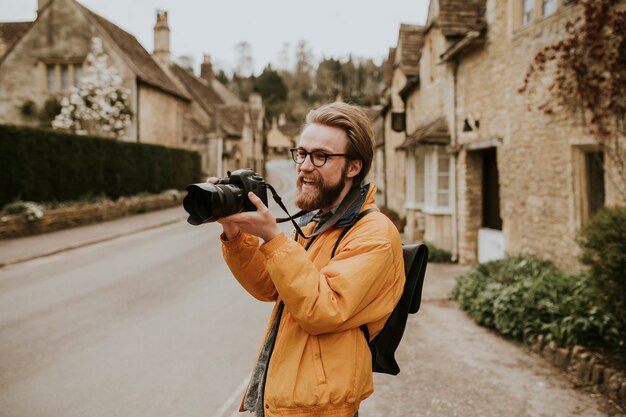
[406,145,453,214]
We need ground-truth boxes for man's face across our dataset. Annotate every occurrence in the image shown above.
[294,123,355,212]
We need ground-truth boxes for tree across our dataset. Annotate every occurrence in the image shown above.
[52,37,132,138]
[519,0,626,201]
[234,40,254,77]
[253,65,288,119]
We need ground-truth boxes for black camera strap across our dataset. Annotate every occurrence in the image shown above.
[265,183,309,238]
[265,183,365,241]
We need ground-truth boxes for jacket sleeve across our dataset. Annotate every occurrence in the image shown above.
[221,231,279,302]
[259,217,404,335]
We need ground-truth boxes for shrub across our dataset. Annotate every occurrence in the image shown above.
[577,206,626,298]
[453,255,624,350]
[424,241,453,263]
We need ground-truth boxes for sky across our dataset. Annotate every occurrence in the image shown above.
[0,0,428,75]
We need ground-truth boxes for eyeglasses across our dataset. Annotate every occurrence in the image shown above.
[290,147,348,167]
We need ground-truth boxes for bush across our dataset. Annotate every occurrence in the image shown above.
[577,206,626,309]
[453,255,624,350]
[425,241,453,263]
[0,124,201,207]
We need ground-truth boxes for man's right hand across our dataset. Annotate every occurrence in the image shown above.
[206,177,240,240]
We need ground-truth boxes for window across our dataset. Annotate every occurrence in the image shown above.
[61,65,69,91]
[543,0,556,16]
[523,0,534,25]
[43,62,84,92]
[46,64,56,92]
[414,148,425,204]
[391,112,405,132]
[585,151,605,218]
[74,64,83,86]
[408,146,452,212]
[437,152,450,207]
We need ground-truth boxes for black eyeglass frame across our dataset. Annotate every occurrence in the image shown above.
[289,147,348,167]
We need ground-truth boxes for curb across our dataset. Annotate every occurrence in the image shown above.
[0,218,181,268]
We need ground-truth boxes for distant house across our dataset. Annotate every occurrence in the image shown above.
[380,24,425,219]
[0,0,265,177]
[266,114,299,161]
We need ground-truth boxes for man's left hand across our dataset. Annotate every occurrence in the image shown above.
[217,192,281,242]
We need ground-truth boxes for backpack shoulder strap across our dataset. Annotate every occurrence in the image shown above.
[330,208,378,258]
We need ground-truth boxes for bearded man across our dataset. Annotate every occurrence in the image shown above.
[214,102,405,417]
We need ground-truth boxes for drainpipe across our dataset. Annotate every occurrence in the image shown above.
[450,58,459,262]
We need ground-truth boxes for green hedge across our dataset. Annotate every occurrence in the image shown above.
[453,256,624,350]
[0,124,201,207]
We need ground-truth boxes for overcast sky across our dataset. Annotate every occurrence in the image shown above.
[0,0,428,75]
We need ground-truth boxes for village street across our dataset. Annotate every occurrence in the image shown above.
[0,161,617,417]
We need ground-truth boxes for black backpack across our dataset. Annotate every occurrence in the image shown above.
[331,209,429,375]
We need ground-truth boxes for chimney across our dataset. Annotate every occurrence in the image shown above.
[200,54,213,84]
[37,0,50,16]
[153,10,170,63]
[278,113,286,127]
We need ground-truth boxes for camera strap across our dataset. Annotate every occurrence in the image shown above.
[265,183,309,238]
[265,183,366,241]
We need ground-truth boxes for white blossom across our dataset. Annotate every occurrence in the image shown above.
[53,37,133,139]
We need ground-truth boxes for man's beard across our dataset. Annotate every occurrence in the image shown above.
[295,165,348,212]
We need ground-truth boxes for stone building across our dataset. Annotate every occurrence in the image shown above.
[0,0,264,178]
[266,114,299,161]
[387,0,624,269]
[380,24,425,218]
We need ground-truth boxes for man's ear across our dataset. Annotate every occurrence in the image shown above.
[346,159,362,178]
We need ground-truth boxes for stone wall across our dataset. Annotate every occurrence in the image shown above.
[138,84,186,147]
[531,336,626,409]
[454,0,624,269]
[0,193,182,239]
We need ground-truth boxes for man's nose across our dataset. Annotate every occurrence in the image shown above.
[299,155,316,170]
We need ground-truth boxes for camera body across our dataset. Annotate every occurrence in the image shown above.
[219,168,268,212]
[183,168,268,225]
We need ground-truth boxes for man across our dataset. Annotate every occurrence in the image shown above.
[215,102,405,416]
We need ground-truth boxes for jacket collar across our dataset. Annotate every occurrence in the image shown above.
[297,183,372,236]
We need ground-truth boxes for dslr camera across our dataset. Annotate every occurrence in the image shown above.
[183,168,268,225]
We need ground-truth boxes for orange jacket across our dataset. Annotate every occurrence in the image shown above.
[221,184,405,417]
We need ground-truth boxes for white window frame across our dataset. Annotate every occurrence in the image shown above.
[543,0,556,17]
[406,145,453,214]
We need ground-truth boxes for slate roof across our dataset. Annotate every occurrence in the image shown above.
[217,104,245,137]
[169,64,246,137]
[436,0,487,37]
[399,117,450,148]
[0,22,32,59]
[397,24,425,78]
[76,3,190,101]
[382,47,396,88]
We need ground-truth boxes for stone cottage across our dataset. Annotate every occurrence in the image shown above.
[380,24,425,218]
[387,0,623,269]
[0,0,264,177]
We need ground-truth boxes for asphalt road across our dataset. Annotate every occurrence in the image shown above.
[0,159,619,417]
[0,160,298,417]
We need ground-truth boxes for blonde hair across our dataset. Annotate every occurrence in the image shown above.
[304,102,374,186]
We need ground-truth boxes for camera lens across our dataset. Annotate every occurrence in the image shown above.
[183,183,244,225]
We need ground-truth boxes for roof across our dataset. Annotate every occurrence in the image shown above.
[217,104,245,137]
[170,64,226,113]
[397,24,425,77]
[363,106,384,146]
[436,0,487,37]
[399,117,450,148]
[0,22,32,59]
[76,3,190,101]
[382,47,396,88]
